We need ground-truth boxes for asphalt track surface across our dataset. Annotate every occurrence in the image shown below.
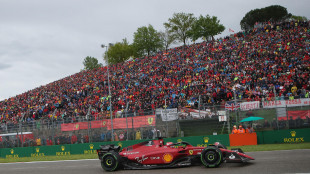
[1,149,310,174]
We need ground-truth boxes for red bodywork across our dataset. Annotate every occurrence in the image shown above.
[97,139,254,171]
[118,139,254,165]
[119,139,204,165]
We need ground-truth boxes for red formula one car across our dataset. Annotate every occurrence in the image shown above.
[97,138,254,171]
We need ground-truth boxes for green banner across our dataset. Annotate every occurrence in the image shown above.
[1,146,32,159]
[164,134,229,147]
[70,143,100,155]
[257,128,310,144]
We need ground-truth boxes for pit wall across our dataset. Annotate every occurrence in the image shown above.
[1,128,309,159]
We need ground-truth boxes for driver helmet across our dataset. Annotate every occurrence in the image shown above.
[166,142,173,146]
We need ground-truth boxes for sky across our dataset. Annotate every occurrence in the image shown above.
[0,0,309,101]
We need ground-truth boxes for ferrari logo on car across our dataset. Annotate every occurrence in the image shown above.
[163,153,173,163]
[189,150,193,155]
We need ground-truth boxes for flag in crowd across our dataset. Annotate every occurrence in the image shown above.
[225,102,240,111]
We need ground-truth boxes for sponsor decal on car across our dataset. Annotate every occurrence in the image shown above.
[163,153,173,163]
[135,155,148,163]
[229,154,235,159]
[123,152,139,155]
[150,156,160,160]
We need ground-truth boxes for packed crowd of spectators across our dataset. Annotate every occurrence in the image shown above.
[0,20,309,125]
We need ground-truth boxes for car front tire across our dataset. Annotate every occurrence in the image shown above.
[201,146,223,168]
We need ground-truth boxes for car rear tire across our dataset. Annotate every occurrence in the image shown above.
[101,151,120,171]
[201,146,223,168]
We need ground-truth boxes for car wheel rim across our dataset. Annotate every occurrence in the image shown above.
[106,159,112,166]
[103,156,115,169]
[205,151,218,163]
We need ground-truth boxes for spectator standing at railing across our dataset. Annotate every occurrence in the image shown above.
[119,131,125,141]
[289,116,296,129]
[135,130,141,140]
[71,134,77,144]
[231,125,238,134]
[295,116,304,128]
[263,120,270,128]
[272,118,278,130]
[84,134,89,143]
[36,137,41,146]
[246,125,255,133]
[47,137,53,145]
[237,125,245,134]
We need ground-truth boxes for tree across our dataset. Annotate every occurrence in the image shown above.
[159,29,176,51]
[190,15,225,42]
[104,39,135,65]
[240,5,290,30]
[83,56,102,70]
[291,15,308,21]
[164,12,196,45]
[133,24,163,57]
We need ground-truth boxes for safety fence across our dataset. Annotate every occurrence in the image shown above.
[1,128,309,159]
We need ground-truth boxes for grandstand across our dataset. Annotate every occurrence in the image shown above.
[0,20,309,142]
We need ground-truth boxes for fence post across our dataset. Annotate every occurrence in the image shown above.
[227,110,230,134]
[51,109,57,146]
[125,102,129,141]
[198,95,201,118]
[87,106,92,143]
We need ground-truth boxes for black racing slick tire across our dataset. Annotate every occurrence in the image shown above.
[101,151,121,171]
[201,146,223,168]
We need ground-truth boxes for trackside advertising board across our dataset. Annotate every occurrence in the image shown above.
[1,128,310,159]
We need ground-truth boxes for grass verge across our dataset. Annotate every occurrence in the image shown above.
[1,143,310,163]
